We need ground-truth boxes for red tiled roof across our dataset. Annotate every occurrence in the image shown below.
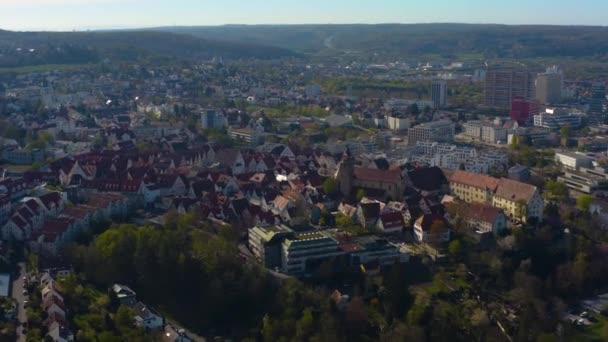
[495,178,537,203]
[354,167,401,184]
[464,203,502,224]
[449,170,500,191]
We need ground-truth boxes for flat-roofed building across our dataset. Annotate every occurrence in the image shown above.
[536,67,563,105]
[558,166,608,194]
[407,121,455,146]
[485,68,535,108]
[248,224,294,269]
[534,108,582,130]
[281,231,342,275]
[554,152,594,170]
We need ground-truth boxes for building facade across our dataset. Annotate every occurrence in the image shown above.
[200,110,226,129]
[536,67,563,105]
[407,121,455,146]
[533,108,582,130]
[449,170,544,223]
[588,83,606,125]
[431,79,448,108]
[484,68,536,108]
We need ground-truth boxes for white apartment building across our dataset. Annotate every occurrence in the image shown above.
[533,108,583,130]
[409,142,508,174]
[554,152,594,169]
[462,121,507,144]
[386,115,410,131]
[407,121,455,146]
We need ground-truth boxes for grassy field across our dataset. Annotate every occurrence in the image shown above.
[0,164,33,172]
[566,314,608,341]
[0,63,95,74]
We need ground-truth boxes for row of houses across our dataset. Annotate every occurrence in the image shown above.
[39,273,74,342]
[111,284,191,342]
[2,190,128,255]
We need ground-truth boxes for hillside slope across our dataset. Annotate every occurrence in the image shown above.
[158,24,608,59]
[0,30,298,68]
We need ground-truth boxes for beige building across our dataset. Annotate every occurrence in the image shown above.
[449,170,499,204]
[449,170,543,223]
[492,178,544,223]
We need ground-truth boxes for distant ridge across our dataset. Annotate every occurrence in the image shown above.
[0,29,299,68]
[151,23,608,58]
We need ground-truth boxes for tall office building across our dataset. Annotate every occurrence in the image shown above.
[431,79,448,108]
[484,68,535,108]
[588,83,606,125]
[535,66,563,105]
[200,110,226,129]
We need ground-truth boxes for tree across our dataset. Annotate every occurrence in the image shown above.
[544,180,569,203]
[323,178,339,196]
[560,125,571,139]
[577,194,594,212]
[114,306,134,335]
[515,199,528,222]
[356,189,367,201]
[429,219,448,245]
[295,308,314,340]
[448,240,462,258]
[408,104,420,116]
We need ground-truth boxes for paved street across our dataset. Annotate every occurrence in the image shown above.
[11,262,27,342]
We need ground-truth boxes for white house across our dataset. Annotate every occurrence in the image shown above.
[133,302,164,330]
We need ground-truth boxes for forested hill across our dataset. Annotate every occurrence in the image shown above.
[157,23,608,59]
[0,30,299,68]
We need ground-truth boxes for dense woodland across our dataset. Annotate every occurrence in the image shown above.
[162,24,608,59]
[3,24,608,69]
[59,202,608,341]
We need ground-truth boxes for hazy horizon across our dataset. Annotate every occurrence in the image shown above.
[3,22,608,33]
[1,0,607,31]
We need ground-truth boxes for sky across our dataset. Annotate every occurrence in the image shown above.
[1,0,607,31]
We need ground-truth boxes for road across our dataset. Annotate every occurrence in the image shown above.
[165,319,206,342]
[11,262,27,342]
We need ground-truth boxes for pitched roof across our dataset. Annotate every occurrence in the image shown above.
[354,167,401,184]
[39,192,63,211]
[495,178,538,203]
[415,214,448,231]
[380,211,405,229]
[455,203,503,224]
[449,170,500,191]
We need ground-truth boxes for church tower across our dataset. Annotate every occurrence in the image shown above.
[335,147,355,196]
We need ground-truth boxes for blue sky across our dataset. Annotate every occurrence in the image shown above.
[1,0,607,31]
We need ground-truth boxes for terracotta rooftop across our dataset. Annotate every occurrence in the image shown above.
[449,170,500,191]
[495,178,537,203]
[354,167,401,184]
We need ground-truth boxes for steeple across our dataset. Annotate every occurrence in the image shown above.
[336,146,355,197]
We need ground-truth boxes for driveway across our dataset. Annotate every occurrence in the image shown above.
[11,262,26,342]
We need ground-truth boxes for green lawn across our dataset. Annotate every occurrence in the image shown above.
[0,164,33,172]
[0,63,95,74]
[567,314,608,341]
